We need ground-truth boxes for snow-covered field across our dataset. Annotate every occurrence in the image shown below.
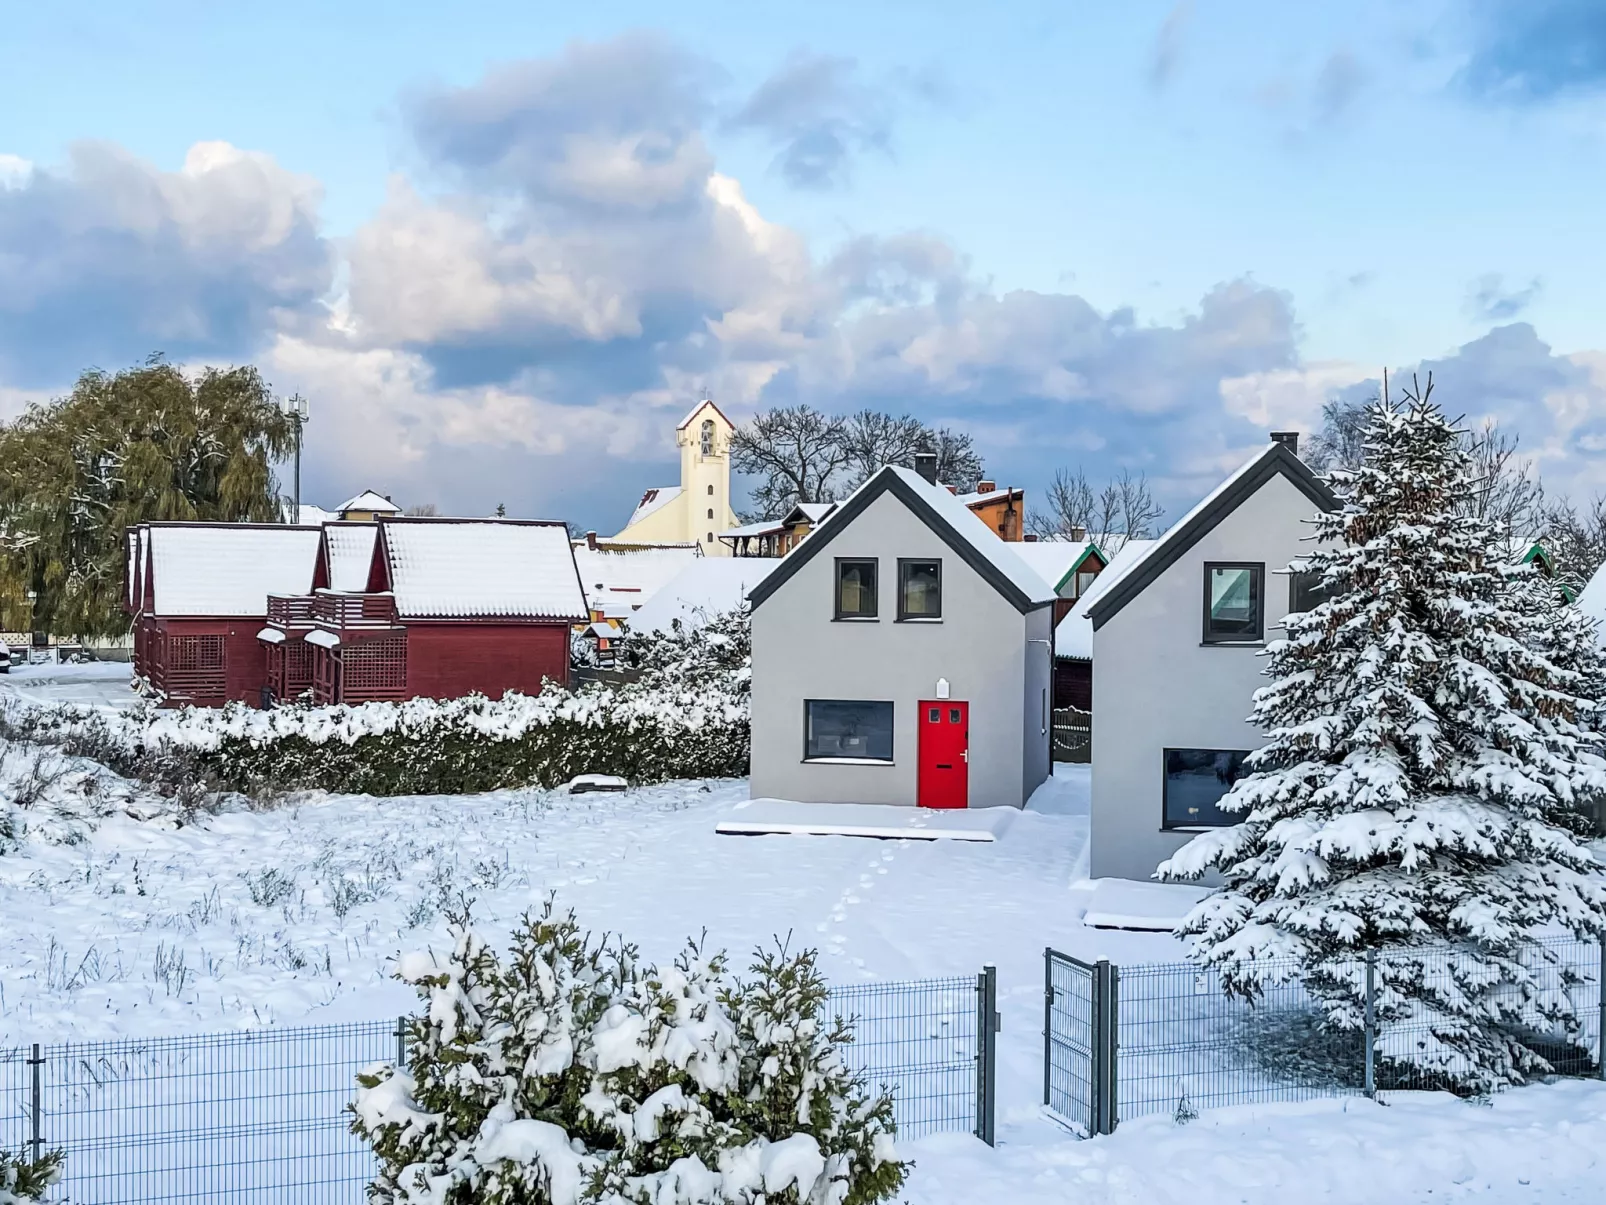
[2,668,1604,1201]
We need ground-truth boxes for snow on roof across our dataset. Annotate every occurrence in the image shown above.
[625,485,682,528]
[719,518,788,540]
[572,543,701,612]
[1577,561,1606,642]
[793,501,836,522]
[380,521,587,620]
[676,397,733,431]
[629,558,780,634]
[337,490,401,515]
[149,525,323,617]
[324,523,380,592]
[956,487,1018,506]
[881,467,1058,605]
[1011,541,1101,596]
[1053,539,1158,659]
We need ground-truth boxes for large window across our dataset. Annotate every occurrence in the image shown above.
[835,559,878,619]
[1202,562,1264,642]
[1163,748,1250,828]
[805,700,894,762]
[898,559,942,620]
[1288,570,1330,615]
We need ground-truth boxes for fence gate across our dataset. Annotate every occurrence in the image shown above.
[1044,949,1117,1136]
[1050,708,1091,763]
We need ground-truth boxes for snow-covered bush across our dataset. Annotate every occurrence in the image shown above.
[0,1147,62,1203]
[1160,381,1606,1092]
[351,902,905,1205]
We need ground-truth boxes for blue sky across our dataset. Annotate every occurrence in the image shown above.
[1,1,1603,528]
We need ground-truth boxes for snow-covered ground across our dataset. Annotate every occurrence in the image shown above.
[0,659,141,711]
[1,735,1603,1200]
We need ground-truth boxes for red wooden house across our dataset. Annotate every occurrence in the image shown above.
[127,523,324,706]
[296,518,588,705]
[259,523,378,702]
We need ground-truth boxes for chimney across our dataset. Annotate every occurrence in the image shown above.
[585,530,598,551]
[914,450,938,484]
[978,480,996,494]
[1070,524,1087,541]
[1269,431,1300,456]
[1024,533,1039,543]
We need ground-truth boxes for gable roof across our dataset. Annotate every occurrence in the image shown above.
[373,518,587,621]
[1011,540,1106,596]
[626,485,683,528]
[1087,442,1338,631]
[1578,561,1606,642]
[337,490,401,515]
[322,522,380,592]
[748,465,1057,613]
[630,558,781,634]
[1053,538,1158,659]
[573,542,701,616]
[147,523,323,617]
[677,397,734,431]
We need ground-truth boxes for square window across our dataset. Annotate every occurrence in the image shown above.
[928,707,940,723]
[1203,563,1264,642]
[835,559,878,619]
[805,700,894,761]
[1162,748,1251,828]
[1288,570,1330,615]
[898,559,942,620]
[949,708,961,724]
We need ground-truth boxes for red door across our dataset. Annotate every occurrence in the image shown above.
[918,700,969,809]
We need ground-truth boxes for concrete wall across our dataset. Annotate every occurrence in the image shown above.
[1091,472,1321,880]
[1021,603,1054,798]
[751,488,1044,808]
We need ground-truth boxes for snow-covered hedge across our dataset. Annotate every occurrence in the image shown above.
[351,903,907,1205]
[0,1148,62,1204]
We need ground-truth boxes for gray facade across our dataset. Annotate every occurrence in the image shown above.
[750,479,1054,809]
[1088,451,1335,881]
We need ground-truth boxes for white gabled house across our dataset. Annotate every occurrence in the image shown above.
[747,458,1058,811]
[1085,435,1338,881]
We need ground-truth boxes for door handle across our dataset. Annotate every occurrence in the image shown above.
[961,750,968,763]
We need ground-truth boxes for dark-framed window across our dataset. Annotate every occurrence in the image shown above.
[1162,748,1250,829]
[805,700,894,762]
[1202,562,1264,642]
[898,558,942,620]
[835,558,878,619]
[1288,569,1331,615]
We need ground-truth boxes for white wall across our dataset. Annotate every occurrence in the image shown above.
[1091,472,1323,880]
[751,489,1046,808]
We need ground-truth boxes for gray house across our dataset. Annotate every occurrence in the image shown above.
[1086,436,1337,881]
[748,460,1058,810]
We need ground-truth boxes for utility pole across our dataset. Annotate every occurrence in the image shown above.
[285,394,310,518]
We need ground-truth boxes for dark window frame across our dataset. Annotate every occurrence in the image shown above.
[1201,561,1265,644]
[1161,746,1252,830]
[803,698,895,763]
[897,557,943,621]
[833,557,879,620]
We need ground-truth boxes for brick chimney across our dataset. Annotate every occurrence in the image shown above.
[914,450,938,484]
[1270,431,1300,456]
[1070,525,1087,541]
[978,479,996,493]
[585,531,598,550]
[1024,533,1039,543]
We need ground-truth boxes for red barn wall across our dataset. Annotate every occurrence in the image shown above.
[404,622,571,700]
[152,618,270,707]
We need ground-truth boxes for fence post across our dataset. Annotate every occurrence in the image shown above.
[975,965,998,1147]
[396,1016,408,1070]
[1092,959,1119,1136]
[1364,950,1376,1099]
[1598,939,1605,1082]
[1042,948,1053,1107]
[28,1042,42,1163]
[1104,962,1120,1134]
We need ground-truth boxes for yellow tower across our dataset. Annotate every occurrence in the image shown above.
[611,397,738,553]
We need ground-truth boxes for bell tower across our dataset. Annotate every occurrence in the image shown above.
[677,396,735,555]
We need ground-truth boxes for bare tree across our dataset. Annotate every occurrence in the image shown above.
[1305,395,1370,473]
[840,411,927,488]
[927,426,985,493]
[1541,494,1606,593]
[1028,466,1163,551]
[730,405,853,520]
[404,503,439,517]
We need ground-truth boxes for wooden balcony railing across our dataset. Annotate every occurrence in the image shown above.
[311,591,397,629]
[266,594,318,629]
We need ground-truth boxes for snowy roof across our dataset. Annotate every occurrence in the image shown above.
[956,487,1019,507]
[719,518,788,540]
[337,490,401,515]
[676,398,733,431]
[625,485,682,528]
[323,523,380,592]
[572,543,701,612]
[1011,541,1103,596]
[1577,562,1606,643]
[377,520,587,620]
[1085,443,1336,630]
[790,501,836,523]
[750,466,1058,613]
[1054,539,1158,659]
[148,525,323,617]
[630,558,781,634]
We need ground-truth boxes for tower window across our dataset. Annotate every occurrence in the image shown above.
[700,419,715,456]
[707,484,714,495]
[706,532,714,543]
[707,508,714,520]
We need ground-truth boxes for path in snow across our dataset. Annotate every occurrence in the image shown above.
[0,660,140,711]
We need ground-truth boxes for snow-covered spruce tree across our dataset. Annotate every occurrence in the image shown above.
[0,1147,63,1204]
[1160,379,1606,1092]
[351,903,906,1205]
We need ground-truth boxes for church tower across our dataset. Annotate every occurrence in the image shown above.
[677,397,736,555]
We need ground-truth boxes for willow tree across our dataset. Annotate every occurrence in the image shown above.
[0,359,296,641]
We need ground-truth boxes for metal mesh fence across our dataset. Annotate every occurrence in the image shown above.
[0,975,982,1201]
[1044,953,1096,1133]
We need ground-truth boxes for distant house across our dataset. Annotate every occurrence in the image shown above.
[629,557,780,635]
[1086,435,1336,881]
[300,518,588,705]
[748,456,1057,810]
[1038,539,1155,711]
[336,491,403,523]
[127,523,323,706]
[726,481,1026,559]
[612,399,739,555]
[572,536,702,624]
